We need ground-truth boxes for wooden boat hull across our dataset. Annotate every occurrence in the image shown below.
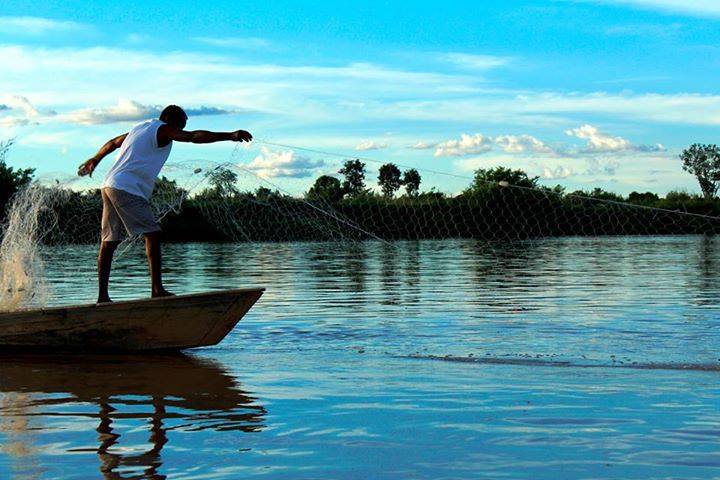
[0,288,264,352]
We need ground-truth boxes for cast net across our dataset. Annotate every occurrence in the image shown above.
[1,140,720,310]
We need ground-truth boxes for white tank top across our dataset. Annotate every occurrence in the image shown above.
[103,119,172,199]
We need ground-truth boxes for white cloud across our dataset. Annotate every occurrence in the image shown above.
[434,133,494,157]
[409,141,435,150]
[245,146,325,178]
[593,0,720,17]
[59,99,237,125]
[383,92,720,127]
[542,165,574,179]
[0,16,87,35]
[442,53,512,70]
[0,116,32,128]
[62,99,158,125]
[193,36,271,49]
[0,44,477,125]
[636,143,666,152]
[565,124,665,153]
[185,105,239,116]
[438,124,665,181]
[418,126,664,163]
[4,44,720,130]
[495,134,555,154]
[0,94,43,127]
[355,140,388,151]
[585,158,620,176]
[431,132,557,157]
[2,95,40,117]
[565,124,632,152]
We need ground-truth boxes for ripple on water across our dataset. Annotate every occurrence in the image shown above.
[1,236,720,479]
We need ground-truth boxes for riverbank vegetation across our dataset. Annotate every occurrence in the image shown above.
[2,142,720,243]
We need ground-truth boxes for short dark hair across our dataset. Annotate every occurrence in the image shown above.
[159,105,187,123]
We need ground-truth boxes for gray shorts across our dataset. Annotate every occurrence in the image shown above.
[101,187,160,242]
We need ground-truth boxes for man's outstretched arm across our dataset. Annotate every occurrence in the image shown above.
[158,126,252,145]
[77,133,128,177]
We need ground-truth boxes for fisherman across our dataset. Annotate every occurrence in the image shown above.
[78,105,252,303]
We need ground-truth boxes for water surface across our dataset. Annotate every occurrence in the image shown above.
[1,236,719,479]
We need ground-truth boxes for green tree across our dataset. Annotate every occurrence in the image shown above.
[307,175,343,203]
[338,159,366,197]
[416,188,446,201]
[661,190,701,210]
[203,167,239,198]
[0,140,35,218]
[627,191,659,205]
[540,184,565,195]
[569,188,624,202]
[664,190,695,203]
[464,167,538,194]
[378,163,402,197]
[590,188,624,201]
[402,168,421,196]
[680,144,720,198]
[254,186,282,201]
[153,176,188,202]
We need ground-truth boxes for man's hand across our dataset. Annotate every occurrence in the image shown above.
[79,133,127,177]
[78,158,98,177]
[231,130,253,142]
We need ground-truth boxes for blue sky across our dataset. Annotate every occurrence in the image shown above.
[1,0,720,195]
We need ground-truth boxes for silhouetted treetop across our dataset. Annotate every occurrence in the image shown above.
[307,175,344,203]
[339,159,366,198]
[628,191,660,205]
[153,176,188,200]
[201,167,239,199]
[464,167,539,194]
[680,143,720,199]
[378,163,402,198]
[402,168,421,197]
[569,188,625,202]
[0,140,35,217]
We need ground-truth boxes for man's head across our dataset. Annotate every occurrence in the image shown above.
[159,105,187,129]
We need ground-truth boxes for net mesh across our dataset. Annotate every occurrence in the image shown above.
[2,140,720,310]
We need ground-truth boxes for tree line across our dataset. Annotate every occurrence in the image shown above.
[2,140,720,243]
[300,143,720,215]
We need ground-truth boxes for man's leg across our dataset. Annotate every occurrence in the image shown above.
[99,188,124,304]
[144,232,174,297]
[97,240,120,303]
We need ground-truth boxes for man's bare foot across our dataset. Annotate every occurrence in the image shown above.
[96,297,113,305]
[152,288,175,298]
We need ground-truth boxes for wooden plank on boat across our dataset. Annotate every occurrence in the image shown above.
[0,288,264,352]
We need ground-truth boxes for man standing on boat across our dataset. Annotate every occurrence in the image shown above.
[78,105,252,303]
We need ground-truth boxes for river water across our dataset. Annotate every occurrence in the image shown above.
[1,236,719,479]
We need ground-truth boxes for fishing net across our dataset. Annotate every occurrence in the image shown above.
[2,140,720,310]
[0,145,384,309]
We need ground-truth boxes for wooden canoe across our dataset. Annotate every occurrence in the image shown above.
[0,288,264,352]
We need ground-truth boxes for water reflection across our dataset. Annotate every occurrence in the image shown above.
[380,242,401,306]
[0,354,265,479]
[696,235,718,288]
[4,237,720,479]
